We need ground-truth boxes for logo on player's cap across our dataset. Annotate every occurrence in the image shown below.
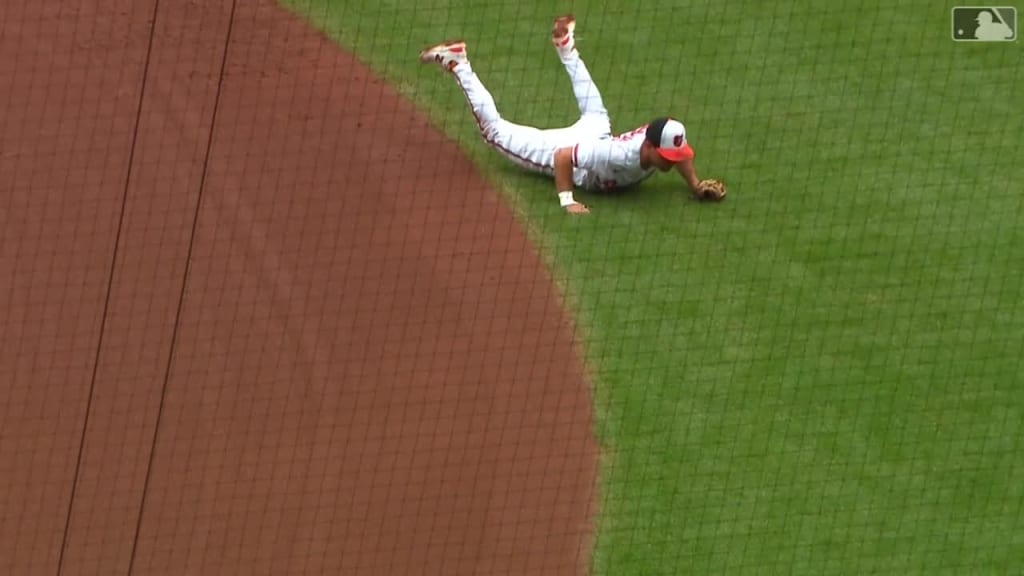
[645,117,688,162]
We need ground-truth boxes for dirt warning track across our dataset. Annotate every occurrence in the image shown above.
[0,0,597,574]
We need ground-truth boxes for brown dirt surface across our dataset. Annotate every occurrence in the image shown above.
[0,0,598,575]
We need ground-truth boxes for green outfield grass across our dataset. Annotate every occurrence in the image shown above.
[282,1,1024,573]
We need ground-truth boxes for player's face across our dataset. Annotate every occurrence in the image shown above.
[650,151,675,172]
[642,143,677,171]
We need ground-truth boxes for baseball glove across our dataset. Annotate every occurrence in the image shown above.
[693,178,727,202]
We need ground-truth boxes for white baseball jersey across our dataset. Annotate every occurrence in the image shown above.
[571,126,693,191]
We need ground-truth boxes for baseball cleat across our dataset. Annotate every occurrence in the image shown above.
[552,14,576,57]
[419,40,467,72]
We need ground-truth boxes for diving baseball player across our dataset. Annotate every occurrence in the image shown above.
[419,14,726,215]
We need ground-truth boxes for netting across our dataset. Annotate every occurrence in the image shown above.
[1,1,1021,574]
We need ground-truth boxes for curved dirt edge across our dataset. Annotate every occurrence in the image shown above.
[0,0,600,572]
[258,3,601,574]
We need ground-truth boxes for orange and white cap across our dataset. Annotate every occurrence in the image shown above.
[645,117,692,162]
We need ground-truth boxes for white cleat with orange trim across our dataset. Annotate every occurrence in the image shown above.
[552,14,577,58]
[418,40,468,73]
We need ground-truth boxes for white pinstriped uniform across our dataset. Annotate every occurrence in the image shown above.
[452,52,693,192]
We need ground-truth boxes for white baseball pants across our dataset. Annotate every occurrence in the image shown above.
[452,52,612,182]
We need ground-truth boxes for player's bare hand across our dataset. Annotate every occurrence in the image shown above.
[565,203,589,215]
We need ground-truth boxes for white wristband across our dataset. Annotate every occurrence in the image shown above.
[558,190,576,207]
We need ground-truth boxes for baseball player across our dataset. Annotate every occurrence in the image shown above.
[419,14,725,215]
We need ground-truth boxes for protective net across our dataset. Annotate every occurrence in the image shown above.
[1,1,1020,574]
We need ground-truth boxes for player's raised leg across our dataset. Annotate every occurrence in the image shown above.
[418,40,505,135]
[419,41,561,176]
[552,14,610,131]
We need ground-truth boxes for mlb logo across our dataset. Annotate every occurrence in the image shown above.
[952,7,1017,41]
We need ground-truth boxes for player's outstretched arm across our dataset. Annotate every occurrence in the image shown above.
[554,147,589,215]
[675,157,701,196]
[677,157,728,202]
